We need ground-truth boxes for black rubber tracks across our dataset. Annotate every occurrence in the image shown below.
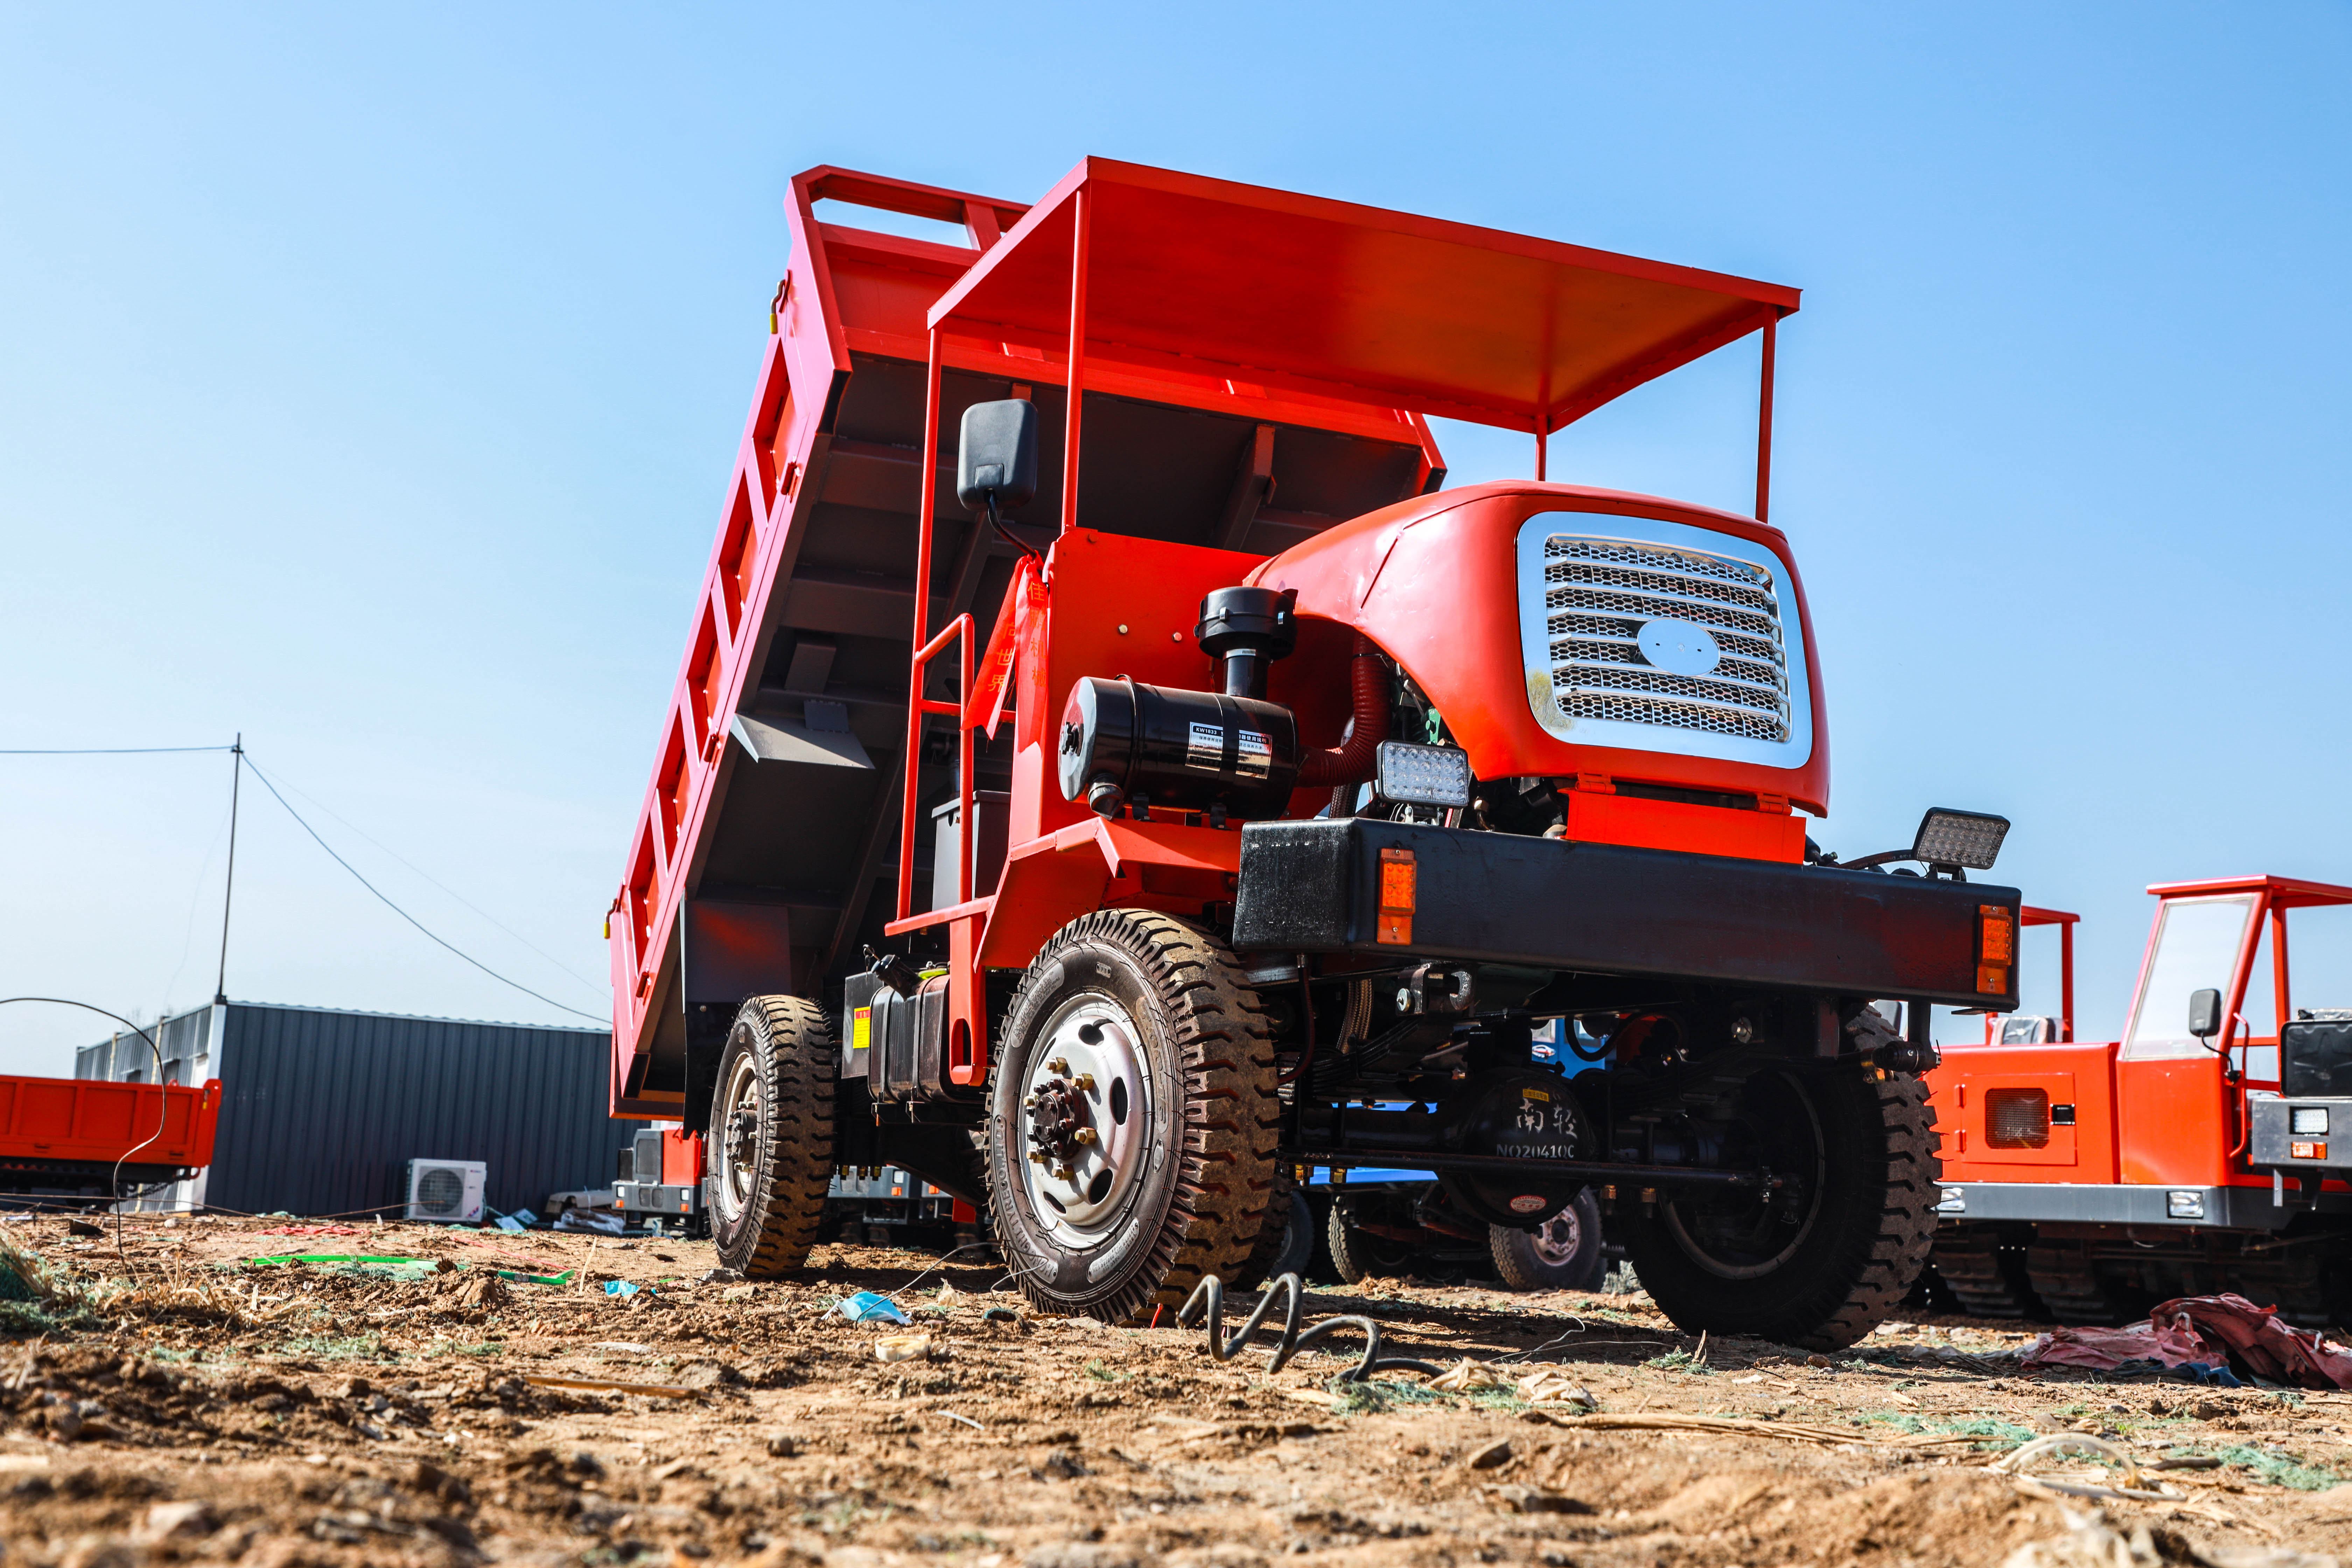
[735,994,838,1278]
[1930,1227,2041,1320]
[2022,1240,2127,1325]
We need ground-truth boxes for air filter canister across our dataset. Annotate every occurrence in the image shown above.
[1057,676,1301,819]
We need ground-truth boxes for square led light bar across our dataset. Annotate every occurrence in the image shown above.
[1374,741,1472,808]
[1912,807,2011,871]
[2292,1106,2331,1136]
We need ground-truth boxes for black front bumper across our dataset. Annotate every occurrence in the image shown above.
[1230,818,2018,1009]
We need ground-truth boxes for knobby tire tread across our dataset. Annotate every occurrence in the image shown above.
[994,909,1279,1326]
[1793,1072,1943,1350]
[732,994,837,1280]
[1625,1068,1943,1351]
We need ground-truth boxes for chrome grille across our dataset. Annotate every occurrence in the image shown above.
[1539,533,1791,743]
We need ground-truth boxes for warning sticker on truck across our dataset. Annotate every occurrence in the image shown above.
[1187,722,1224,771]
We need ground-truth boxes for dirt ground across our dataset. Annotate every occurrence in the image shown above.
[2,1213,2348,1568]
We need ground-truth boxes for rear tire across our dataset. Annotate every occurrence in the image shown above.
[1491,1188,1606,1291]
[1230,1173,1314,1290]
[985,910,1279,1324]
[708,995,836,1278]
[1327,1200,1417,1284]
[1620,1067,1940,1350]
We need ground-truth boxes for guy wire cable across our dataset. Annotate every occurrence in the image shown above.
[239,754,606,1024]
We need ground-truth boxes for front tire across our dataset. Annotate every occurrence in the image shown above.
[1491,1188,1606,1291]
[708,995,836,1278]
[1619,1067,1939,1350]
[985,910,1279,1324]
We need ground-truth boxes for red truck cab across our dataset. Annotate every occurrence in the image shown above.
[1930,877,2352,1324]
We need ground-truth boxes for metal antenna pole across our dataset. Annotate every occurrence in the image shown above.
[213,734,243,1005]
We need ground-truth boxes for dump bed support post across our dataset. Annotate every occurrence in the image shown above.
[1755,315,1777,524]
[1061,186,1089,537]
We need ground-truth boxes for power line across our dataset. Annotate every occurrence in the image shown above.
[240,757,608,1026]
[255,758,610,1001]
[0,745,235,755]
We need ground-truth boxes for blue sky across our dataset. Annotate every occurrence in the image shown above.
[4,3,2348,1073]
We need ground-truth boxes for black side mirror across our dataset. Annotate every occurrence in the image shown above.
[957,399,1039,516]
[2188,987,2224,1040]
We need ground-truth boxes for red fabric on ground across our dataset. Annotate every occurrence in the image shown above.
[2151,1293,2352,1390]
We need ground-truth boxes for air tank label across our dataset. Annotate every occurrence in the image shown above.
[1236,730,1271,780]
[1186,722,1224,772]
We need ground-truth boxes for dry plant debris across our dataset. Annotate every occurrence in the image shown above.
[0,1214,2346,1567]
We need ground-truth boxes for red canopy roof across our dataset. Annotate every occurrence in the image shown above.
[928,158,1799,435]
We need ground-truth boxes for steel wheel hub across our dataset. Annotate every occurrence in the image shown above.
[1663,1071,1822,1280]
[1017,996,1151,1242]
[711,1051,762,1223]
[1530,1204,1585,1267]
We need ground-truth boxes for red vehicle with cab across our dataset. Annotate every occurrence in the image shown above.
[608,158,2019,1348]
[1930,876,2352,1325]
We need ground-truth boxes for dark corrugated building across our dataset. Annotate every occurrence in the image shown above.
[77,1001,632,1218]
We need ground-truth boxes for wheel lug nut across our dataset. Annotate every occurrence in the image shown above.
[1048,1057,1071,1076]
[1074,1128,1098,1146]
[1073,1073,1097,1092]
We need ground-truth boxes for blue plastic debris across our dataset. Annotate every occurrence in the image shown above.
[834,1290,910,1325]
[493,1214,527,1233]
[604,1280,642,1298]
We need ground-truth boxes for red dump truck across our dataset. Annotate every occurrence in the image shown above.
[1931,877,2352,1326]
[607,158,2019,1348]
[0,1073,221,1207]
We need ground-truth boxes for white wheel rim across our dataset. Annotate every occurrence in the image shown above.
[1015,994,1153,1245]
[711,1049,762,1224]
[1530,1205,1584,1267]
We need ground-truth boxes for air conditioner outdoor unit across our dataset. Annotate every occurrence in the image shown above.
[405,1158,486,1224]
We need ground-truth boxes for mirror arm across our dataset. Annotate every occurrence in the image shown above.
[985,492,1043,562]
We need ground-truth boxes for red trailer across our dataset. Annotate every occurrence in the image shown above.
[1931,877,2352,1326]
[0,1073,221,1205]
[608,158,2018,1348]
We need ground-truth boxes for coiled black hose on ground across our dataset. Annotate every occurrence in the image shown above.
[1176,1272,1444,1381]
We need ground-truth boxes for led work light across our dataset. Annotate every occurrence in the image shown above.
[1374,741,1472,808]
[1841,806,2011,875]
[1911,808,2011,872]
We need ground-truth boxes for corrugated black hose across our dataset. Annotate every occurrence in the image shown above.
[1176,1272,1443,1381]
